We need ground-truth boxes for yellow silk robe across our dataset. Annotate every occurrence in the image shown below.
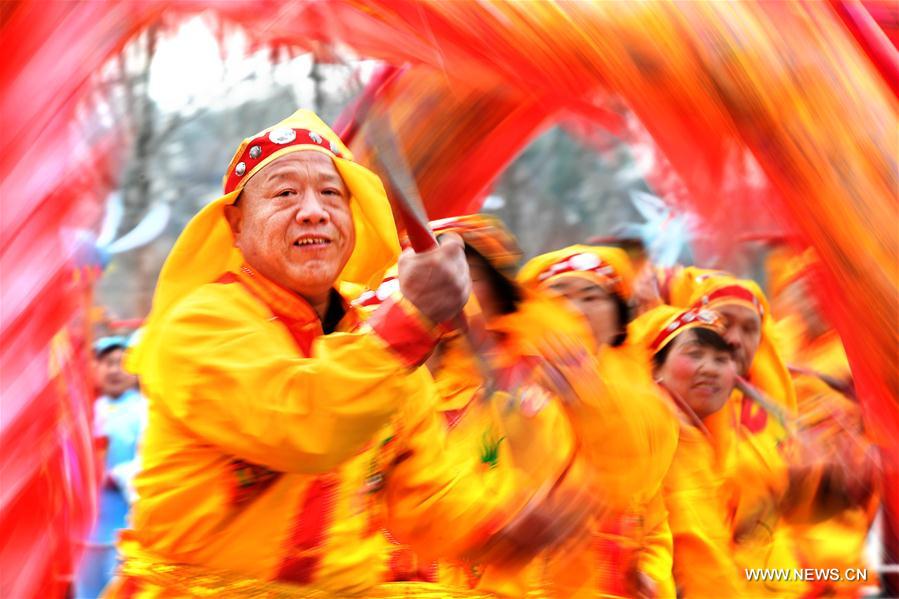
[664,407,745,598]
[103,266,520,598]
[430,296,678,598]
[776,318,879,597]
[723,390,805,597]
[665,394,807,598]
[664,266,806,596]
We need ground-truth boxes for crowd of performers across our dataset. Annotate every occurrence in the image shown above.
[81,109,882,598]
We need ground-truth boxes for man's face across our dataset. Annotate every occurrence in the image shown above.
[716,303,762,376]
[94,348,136,399]
[225,151,355,303]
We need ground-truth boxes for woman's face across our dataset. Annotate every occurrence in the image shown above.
[655,329,737,420]
[548,276,621,346]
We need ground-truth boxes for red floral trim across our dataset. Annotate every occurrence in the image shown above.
[649,307,724,352]
[535,252,622,295]
[367,296,438,367]
[275,475,340,584]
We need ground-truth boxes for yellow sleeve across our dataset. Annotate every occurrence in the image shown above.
[567,345,680,511]
[146,283,438,474]
[385,371,522,561]
[638,492,676,596]
[664,434,746,598]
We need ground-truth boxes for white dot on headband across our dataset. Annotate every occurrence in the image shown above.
[697,310,717,324]
[269,128,297,144]
[568,253,601,271]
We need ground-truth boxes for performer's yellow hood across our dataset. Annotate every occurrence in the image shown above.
[129,110,400,371]
[664,266,796,412]
[517,244,635,300]
[663,266,769,319]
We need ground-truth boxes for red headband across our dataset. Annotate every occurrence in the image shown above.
[537,252,621,291]
[693,284,764,318]
[649,308,725,352]
[224,127,345,194]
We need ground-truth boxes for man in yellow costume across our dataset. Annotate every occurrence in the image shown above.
[519,245,679,599]
[103,111,586,598]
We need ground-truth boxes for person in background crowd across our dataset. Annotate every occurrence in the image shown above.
[76,335,146,599]
[405,218,676,598]
[657,267,806,595]
[353,216,600,596]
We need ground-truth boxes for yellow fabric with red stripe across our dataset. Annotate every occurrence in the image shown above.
[518,244,636,300]
[660,269,806,595]
[107,265,525,598]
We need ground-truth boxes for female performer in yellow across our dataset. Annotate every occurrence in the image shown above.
[628,304,746,597]
[366,226,678,598]
[353,217,596,597]
[519,245,679,598]
[660,267,807,596]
